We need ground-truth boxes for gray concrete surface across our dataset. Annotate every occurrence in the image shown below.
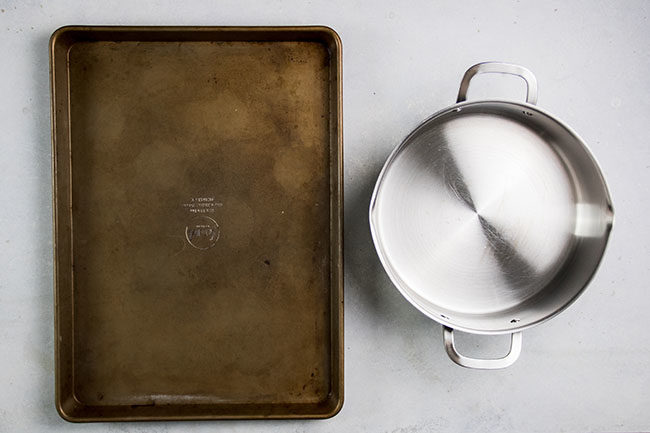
[1,0,649,432]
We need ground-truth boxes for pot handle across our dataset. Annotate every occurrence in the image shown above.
[456,62,538,105]
[443,326,522,369]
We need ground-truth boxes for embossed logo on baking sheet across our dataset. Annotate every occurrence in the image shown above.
[182,197,223,250]
[185,215,220,250]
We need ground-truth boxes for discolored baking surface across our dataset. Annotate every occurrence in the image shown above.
[51,27,342,420]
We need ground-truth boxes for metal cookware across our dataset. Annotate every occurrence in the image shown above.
[370,62,613,369]
[51,26,343,421]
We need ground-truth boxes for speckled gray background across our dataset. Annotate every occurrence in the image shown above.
[1,1,649,432]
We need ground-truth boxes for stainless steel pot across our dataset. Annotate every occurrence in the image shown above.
[369,62,614,369]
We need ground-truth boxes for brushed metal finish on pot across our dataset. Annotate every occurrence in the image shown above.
[370,62,613,369]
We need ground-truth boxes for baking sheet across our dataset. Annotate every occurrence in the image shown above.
[50,26,342,421]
